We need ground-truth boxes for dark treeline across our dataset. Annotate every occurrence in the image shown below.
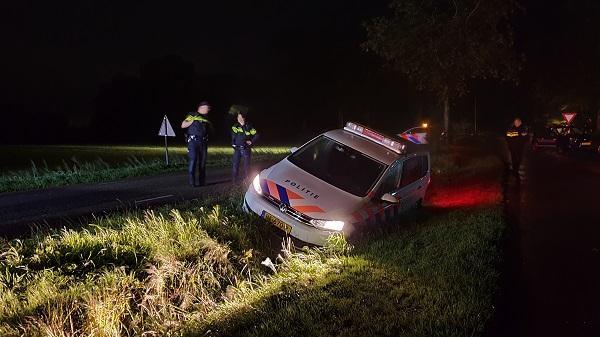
[0,51,434,146]
[1,0,600,145]
[517,0,600,130]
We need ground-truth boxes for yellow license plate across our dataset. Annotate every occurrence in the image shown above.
[264,212,292,234]
[581,142,592,146]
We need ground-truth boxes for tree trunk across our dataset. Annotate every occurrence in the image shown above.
[443,87,450,141]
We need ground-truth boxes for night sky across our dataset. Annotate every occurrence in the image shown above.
[1,0,599,144]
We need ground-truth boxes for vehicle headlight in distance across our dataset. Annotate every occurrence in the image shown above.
[310,219,344,231]
[252,174,262,195]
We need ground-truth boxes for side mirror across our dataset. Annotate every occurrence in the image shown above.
[380,193,399,204]
[290,146,298,153]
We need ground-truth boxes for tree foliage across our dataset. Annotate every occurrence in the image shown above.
[363,0,522,132]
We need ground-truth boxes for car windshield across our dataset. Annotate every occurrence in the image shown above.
[288,135,387,197]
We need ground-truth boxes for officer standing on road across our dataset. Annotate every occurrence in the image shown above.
[506,117,529,182]
[181,101,211,186]
[231,111,259,183]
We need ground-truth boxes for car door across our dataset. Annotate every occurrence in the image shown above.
[362,160,402,225]
[396,155,428,210]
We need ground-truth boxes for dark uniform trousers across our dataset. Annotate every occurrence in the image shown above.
[232,146,251,183]
[506,125,528,180]
[188,136,207,186]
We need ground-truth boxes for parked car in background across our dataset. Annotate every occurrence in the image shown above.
[532,126,559,151]
[555,126,593,153]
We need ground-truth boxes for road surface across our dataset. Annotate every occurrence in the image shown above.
[497,150,600,337]
[0,164,269,237]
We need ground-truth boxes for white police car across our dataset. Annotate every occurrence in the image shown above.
[243,122,430,246]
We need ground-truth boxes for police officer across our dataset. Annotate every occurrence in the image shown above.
[181,101,211,186]
[506,117,528,181]
[231,111,259,183]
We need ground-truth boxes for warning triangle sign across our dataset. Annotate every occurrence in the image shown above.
[158,115,176,137]
[562,112,577,125]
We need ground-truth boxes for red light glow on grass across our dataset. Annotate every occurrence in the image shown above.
[427,183,500,209]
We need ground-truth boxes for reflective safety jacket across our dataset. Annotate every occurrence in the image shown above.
[506,124,528,138]
[185,113,210,139]
[506,124,528,148]
[231,123,259,147]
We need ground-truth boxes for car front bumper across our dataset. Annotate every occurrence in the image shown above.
[243,189,336,246]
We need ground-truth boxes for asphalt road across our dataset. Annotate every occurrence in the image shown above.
[499,150,600,337]
[0,164,268,237]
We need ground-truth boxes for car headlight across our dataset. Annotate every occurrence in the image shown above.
[309,219,344,231]
[252,174,262,195]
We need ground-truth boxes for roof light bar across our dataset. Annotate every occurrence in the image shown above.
[344,122,406,154]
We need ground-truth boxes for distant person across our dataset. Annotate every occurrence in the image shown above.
[181,101,211,186]
[231,111,259,183]
[505,117,528,181]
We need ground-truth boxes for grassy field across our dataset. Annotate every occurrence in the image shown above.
[188,207,503,337]
[0,189,275,336]
[0,145,293,172]
[0,145,289,193]
[0,144,505,336]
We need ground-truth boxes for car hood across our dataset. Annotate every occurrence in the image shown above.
[259,158,365,221]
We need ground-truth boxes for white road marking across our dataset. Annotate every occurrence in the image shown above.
[134,194,174,204]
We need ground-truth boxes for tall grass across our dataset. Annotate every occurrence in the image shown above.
[185,207,504,337]
[0,199,504,336]
[0,193,274,336]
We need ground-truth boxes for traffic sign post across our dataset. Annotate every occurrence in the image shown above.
[158,115,176,165]
[562,112,577,125]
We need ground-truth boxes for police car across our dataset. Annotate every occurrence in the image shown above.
[243,122,431,246]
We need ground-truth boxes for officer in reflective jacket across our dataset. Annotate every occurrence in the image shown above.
[505,117,528,181]
[181,101,211,186]
[231,111,259,183]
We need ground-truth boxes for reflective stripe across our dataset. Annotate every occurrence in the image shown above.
[232,125,257,134]
[186,115,209,122]
[267,181,280,200]
[286,189,304,200]
[277,185,290,206]
[262,179,327,215]
[293,205,325,213]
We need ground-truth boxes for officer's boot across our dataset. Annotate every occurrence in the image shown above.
[189,173,196,187]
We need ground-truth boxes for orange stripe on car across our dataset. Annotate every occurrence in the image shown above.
[267,180,280,200]
[286,189,304,200]
[293,205,325,213]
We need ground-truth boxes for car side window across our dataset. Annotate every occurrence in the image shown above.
[400,155,427,188]
[377,161,401,195]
